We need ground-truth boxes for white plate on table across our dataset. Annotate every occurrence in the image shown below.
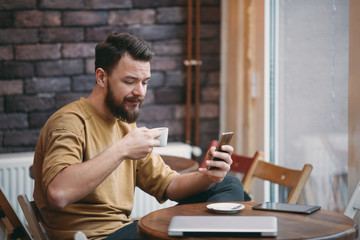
[206,202,245,214]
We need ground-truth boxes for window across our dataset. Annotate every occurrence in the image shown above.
[265,0,349,211]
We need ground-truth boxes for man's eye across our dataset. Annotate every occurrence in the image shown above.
[142,81,149,86]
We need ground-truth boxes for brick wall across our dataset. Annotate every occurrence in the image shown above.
[0,0,221,155]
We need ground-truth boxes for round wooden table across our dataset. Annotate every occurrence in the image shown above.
[138,201,358,240]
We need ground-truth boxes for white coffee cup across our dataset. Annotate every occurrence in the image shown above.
[152,127,168,147]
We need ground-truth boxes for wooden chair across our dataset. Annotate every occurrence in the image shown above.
[230,151,264,182]
[344,181,360,219]
[242,153,313,204]
[18,194,89,240]
[17,194,48,240]
[0,186,32,240]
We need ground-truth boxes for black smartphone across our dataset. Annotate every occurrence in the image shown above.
[252,202,321,214]
[207,132,234,170]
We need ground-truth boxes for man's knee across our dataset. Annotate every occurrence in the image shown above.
[222,175,243,188]
[211,175,244,201]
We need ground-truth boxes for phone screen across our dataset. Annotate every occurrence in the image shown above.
[212,132,234,161]
[207,132,234,170]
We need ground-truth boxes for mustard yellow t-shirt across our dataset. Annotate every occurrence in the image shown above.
[33,97,178,240]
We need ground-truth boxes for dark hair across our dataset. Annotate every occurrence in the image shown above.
[95,32,155,74]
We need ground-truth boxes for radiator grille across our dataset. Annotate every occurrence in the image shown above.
[0,152,34,223]
[131,188,177,218]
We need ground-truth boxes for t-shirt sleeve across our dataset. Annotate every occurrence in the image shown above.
[136,152,179,203]
[41,119,85,193]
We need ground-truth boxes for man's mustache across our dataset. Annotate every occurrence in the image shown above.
[124,97,144,104]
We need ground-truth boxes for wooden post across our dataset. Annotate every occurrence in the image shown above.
[194,0,201,146]
[185,0,193,145]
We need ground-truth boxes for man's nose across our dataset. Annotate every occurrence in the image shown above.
[133,82,146,96]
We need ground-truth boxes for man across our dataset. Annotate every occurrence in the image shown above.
[33,32,244,240]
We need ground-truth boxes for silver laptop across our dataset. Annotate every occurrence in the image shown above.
[168,216,277,237]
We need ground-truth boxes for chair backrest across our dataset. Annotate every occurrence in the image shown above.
[344,181,360,219]
[18,194,89,240]
[230,151,264,181]
[17,194,48,240]
[242,154,313,204]
[0,186,32,240]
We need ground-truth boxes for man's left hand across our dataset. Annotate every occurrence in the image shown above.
[198,145,233,183]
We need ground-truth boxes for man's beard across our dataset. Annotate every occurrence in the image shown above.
[105,83,143,123]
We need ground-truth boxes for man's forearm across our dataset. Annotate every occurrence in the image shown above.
[165,171,214,202]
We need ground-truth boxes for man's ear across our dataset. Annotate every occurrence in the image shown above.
[95,68,107,87]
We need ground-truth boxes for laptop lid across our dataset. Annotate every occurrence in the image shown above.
[168,216,277,237]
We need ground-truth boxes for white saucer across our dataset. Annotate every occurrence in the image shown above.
[206,202,245,214]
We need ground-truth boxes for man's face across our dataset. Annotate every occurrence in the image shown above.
[105,53,151,123]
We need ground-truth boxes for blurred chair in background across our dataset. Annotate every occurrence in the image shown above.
[18,194,89,240]
[17,194,48,240]
[243,156,313,204]
[0,186,31,240]
[344,181,360,219]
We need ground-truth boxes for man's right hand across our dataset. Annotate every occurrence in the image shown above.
[120,127,161,160]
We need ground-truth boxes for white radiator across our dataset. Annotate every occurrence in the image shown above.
[131,142,194,218]
[0,152,35,223]
[0,142,195,220]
